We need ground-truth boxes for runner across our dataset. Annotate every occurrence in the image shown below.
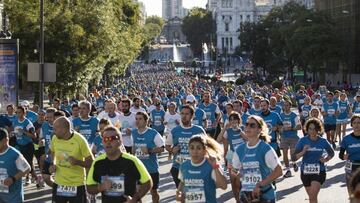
[280,100,301,178]
[336,92,351,143]
[232,115,283,202]
[118,99,136,153]
[197,91,221,139]
[260,99,283,156]
[339,115,360,195]
[86,126,152,202]
[322,92,339,149]
[300,96,313,125]
[0,128,31,203]
[176,134,227,202]
[132,112,165,203]
[13,106,38,186]
[50,116,94,203]
[269,97,282,115]
[166,105,206,188]
[248,96,262,116]
[222,112,246,202]
[91,118,112,157]
[163,102,181,160]
[186,97,207,129]
[294,118,334,203]
[150,102,166,136]
[72,100,100,145]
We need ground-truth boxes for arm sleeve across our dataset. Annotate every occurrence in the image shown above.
[154,133,165,147]
[265,149,281,170]
[133,157,151,184]
[80,136,93,158]
[15,154,31,172]
[86,159,98,185]
[325,140,335,157]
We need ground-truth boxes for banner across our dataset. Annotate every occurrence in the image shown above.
[0,39,18,112]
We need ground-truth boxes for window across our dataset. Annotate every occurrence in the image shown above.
[230,37,233,50]
[240,15,243,22]
[246,15,251,21]
[226,38,229,49]
[222,38,225,49]
[221,0,232,8]
[225,23,229,32]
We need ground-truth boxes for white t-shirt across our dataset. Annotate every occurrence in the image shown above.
[130,106,146,114]
[119,113,136,147]
[164,112,181,132]
[101,112,122,127]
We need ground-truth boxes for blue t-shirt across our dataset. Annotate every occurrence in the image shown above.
[270,105,282,115]
[353,101,360,113]
[92,135,104,157]
[170,125,206,169]
[300,104,312,120]
[25,110,38,124]
[261,111,283,149]
[72,117,99,145]
[180,159,217,203]
[248,108,262,116]
[151,109,166,132]
[296,95,306,109]
[132,127,162,173]
[13,118,35,146]
[0,115,12,129]
[198,103,219,130]
[295,136,334,172]
[234,141,277,200]
[338,100,350,120]
[41,122,54,154]
[192,108,206,128]
[0,147,26,203]
[280,112,299,139]
[340,133,360,162]
[323,101,339,125]
[225,128,244,151]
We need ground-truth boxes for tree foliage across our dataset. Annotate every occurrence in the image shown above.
[5,0,145,96]
[236,2,344,80]
[182,7,215,57]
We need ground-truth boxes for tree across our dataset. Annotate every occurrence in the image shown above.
[182,7,215,57]
[237,2,344,81]
[145,16,165,28]
[5,0,144,97]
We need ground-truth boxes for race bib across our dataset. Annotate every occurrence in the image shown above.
[154,116,162,126]
[327,109,335,115]
[299,99,304,104]
[304,164,320,175]
[135,147,149,159]
[283,121,292,128]
[0,175,9,193]
[185,188,206,203]
[103,176,125,197]
[302,111,309,117]
[57,185,77,197]
[345,160,353,173]
[242,170,262,191]
[176,154,190,164]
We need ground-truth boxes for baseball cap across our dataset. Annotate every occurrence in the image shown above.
[186,95,196,103]
[20,100,30,107]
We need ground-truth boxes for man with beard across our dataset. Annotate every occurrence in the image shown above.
[119,99,136,153]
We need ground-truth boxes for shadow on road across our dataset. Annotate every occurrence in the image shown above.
[326,161,345,172]
[322,173,346,188]
[277,184,303,200]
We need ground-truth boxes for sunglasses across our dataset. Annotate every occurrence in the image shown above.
[245,122,258,128]
[102,135,119,143]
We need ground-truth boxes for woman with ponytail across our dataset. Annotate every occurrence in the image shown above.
[232,115,282,203]
[176,134,227,202]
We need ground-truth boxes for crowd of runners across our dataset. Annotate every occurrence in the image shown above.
[1,65,360,203]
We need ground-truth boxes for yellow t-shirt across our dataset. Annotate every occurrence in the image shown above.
[50,131,93,186]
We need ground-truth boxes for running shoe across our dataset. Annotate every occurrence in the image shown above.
[293,163,299,172]
[283,170,292,178]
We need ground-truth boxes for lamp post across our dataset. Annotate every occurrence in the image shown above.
[39,0,44,108]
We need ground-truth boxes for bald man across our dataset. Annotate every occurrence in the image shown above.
[49,117,94,203]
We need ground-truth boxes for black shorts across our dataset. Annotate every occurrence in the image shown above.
[324,124,336,132]
[34,146,45,161]
[301,171,326,187]
[18,143,35,172]
[150,172,160,190]
[52,183,86,203]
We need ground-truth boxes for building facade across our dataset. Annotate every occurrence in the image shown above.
[208,0,315,55]
[162,0,188,20]
[161,0,188,44]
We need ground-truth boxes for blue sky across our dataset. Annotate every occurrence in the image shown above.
[138,0,207,17]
